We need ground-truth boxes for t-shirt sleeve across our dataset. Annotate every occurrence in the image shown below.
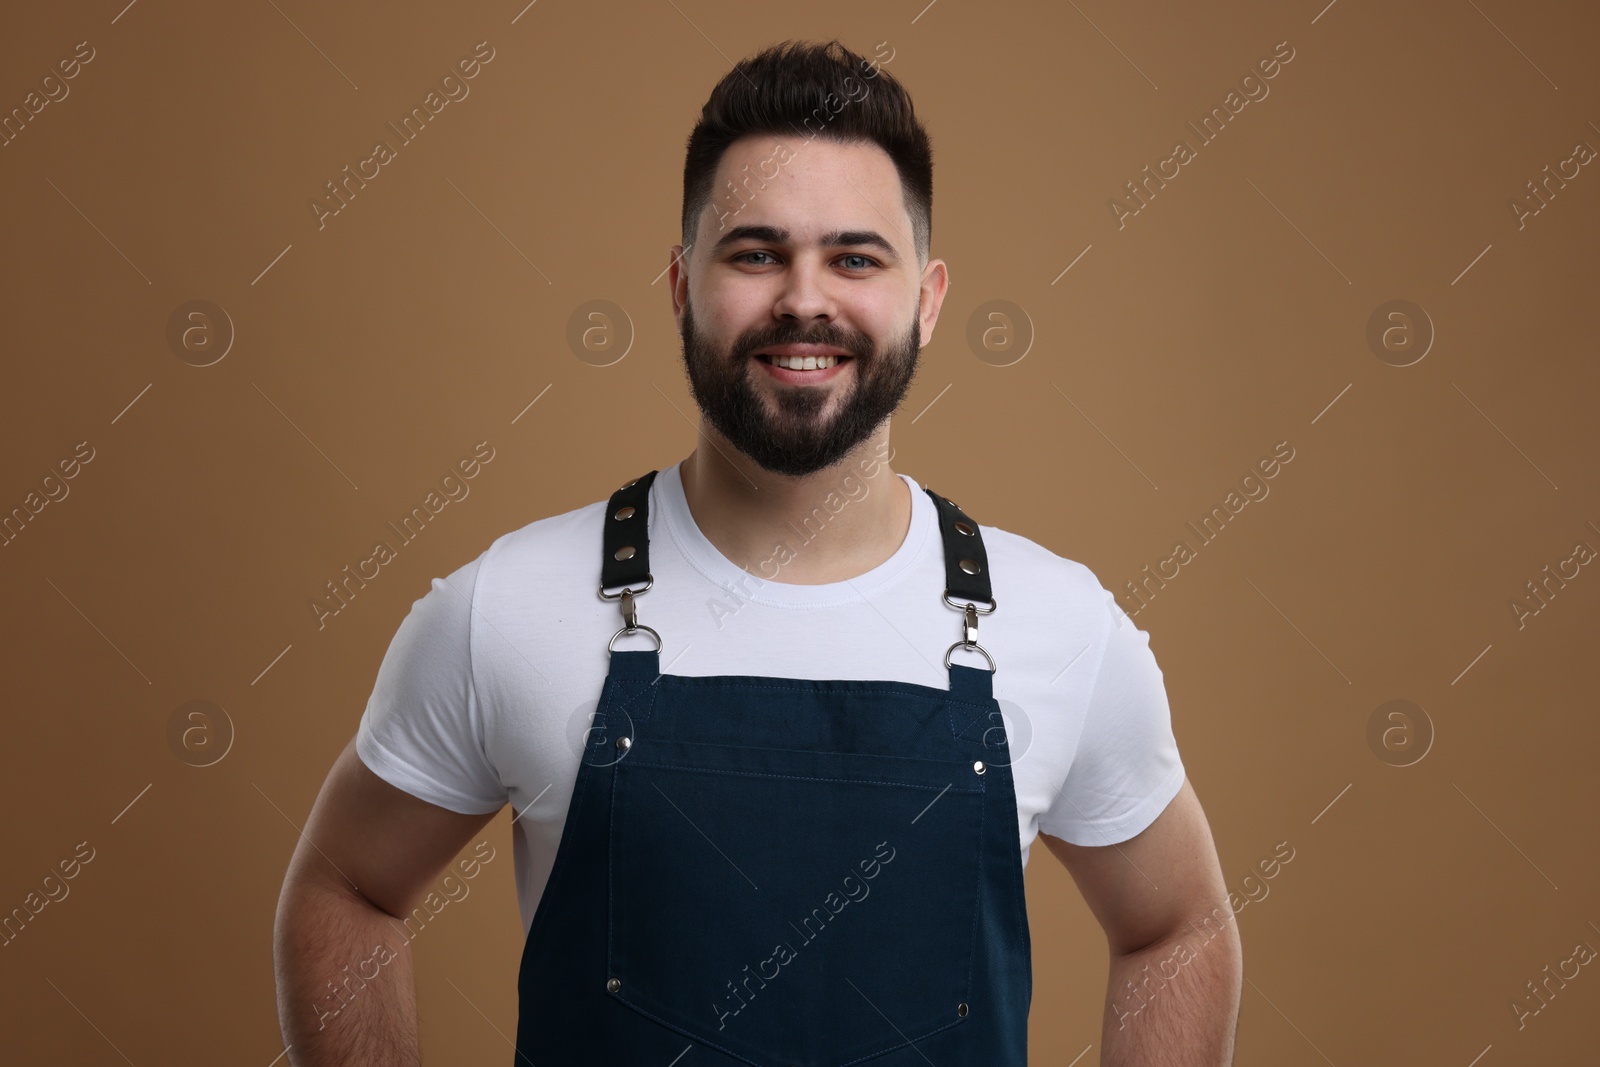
[355,554,507,815]
[1038,590,1186,846]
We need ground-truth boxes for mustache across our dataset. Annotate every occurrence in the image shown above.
[733,325,875,361]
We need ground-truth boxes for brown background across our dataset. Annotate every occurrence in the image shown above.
[2,0,1597,1063]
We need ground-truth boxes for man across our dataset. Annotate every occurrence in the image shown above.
[274,39,1242,1066]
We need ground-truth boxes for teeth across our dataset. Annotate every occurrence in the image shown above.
[767,353,840,370]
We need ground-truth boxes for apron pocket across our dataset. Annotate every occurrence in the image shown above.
[608,739,985,1064]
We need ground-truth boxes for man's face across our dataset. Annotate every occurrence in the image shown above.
[669,136,947,478]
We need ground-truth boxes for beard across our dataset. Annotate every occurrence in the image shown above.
[677,295,922,478]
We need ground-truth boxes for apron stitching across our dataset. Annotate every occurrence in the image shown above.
[625,746,987,768]
[605,995,775,1067]
[967,768,987,999]
[618,763,985,791]
[599,677,662,726]
[647,677,993,706]
[949,699,998,742]
[835,1016,968,1066]
[604,761,618,1008]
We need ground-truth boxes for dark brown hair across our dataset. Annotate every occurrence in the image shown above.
[681,39,933,265]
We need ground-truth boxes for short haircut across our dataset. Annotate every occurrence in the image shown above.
[680,39,933,265]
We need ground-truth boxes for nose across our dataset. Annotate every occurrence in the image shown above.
[770,254,838,326]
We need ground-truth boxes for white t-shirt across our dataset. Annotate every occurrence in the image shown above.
[357,461,1186,936]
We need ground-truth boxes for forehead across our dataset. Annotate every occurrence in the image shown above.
[708,135,911,246]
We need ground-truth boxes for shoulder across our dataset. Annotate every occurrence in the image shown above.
[476,489,612,579]
[957,515,1129,673]
[973,519,1109,606]
[393,492,610,637]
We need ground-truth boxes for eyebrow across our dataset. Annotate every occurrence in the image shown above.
[711,224,899,260]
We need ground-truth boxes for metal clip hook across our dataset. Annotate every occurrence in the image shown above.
[942,594,997,673]
[602,580,662,653]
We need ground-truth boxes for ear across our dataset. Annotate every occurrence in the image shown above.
[916,257,950,349]
[668,244,690,333]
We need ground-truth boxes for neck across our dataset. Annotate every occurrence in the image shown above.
[678,428,909,585]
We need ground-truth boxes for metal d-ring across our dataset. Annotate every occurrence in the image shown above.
[600,578,655,650]
[609,623,662,653]
[598,576,653,600]
[944,639,996,673]
[943,591,996,614]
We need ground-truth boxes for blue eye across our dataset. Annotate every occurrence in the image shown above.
[732,251,880,270]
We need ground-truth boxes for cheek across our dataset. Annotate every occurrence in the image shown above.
[696,283,762,333]
[722,298,768,333]
[707,310,758,353]
[848,299,907,346]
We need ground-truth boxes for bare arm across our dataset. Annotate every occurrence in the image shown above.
[273,737,500,1066]
[1043,777,1243,1066]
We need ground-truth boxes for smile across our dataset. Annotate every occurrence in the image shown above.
[756,353,852,384]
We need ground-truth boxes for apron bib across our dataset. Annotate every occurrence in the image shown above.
[513,470,1033,1065]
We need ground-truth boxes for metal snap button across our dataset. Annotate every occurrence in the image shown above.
[959,558,981,575]
[954,520,974,536]
[613,505,636,521]
[973,760,986,775]
[957,1001,969,1017]
[616,736,632,752]
[606,977,621,993]
[613,545,636,561]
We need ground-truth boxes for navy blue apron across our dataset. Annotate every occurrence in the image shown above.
[514,470,1032,1065]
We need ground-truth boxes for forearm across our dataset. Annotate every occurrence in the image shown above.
[1100,908,1243,1067]
[275,873,420,1067]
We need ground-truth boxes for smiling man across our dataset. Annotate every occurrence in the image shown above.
[274,39,1241,1067]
